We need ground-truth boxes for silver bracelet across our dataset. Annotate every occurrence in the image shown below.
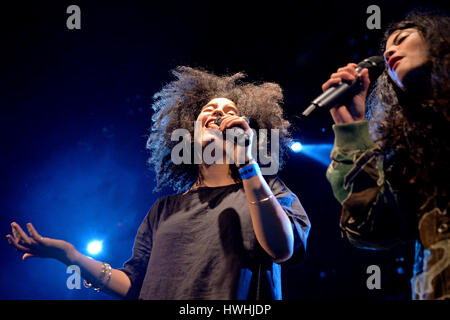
[83,262,112,292]
[248,193,274,205]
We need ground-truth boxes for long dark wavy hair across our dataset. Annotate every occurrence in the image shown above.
[146,66,291,193]
[366,11,450,210]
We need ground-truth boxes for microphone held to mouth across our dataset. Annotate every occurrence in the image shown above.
[213,116,249,127]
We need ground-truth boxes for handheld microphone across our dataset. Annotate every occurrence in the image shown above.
[214,116,250,127]
[302,56,385,116]
[213,117,222,126]
[214,116,250,146]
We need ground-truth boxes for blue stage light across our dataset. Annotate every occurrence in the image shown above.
[290,142,303,152]
[87,240,103,255]
[291,143,334,166]
[396,267,406,275]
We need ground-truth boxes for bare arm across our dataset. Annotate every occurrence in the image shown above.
[242,172,294,263]
[7,222,131,298]
[66,248,131,298]
[219,115,294,263]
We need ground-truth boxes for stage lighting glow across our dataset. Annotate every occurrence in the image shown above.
[290,142,303,152]
[87,240,103,255]
[290,143,334,166]
[396,267,406,275]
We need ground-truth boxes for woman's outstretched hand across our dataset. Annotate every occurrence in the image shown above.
[6,222,76,265]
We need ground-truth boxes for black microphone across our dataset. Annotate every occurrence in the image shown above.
[302,56,385,116]
[213,116,250,128]
[213,117,222,127]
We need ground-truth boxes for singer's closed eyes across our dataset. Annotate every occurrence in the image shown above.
[324,11,450,300]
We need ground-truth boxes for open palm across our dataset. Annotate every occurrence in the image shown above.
[6,222,75,264]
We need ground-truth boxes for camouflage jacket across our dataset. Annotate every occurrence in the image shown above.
[326,120,450,300]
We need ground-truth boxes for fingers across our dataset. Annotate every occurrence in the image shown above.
[218,115,236,131]
[26,223,43,243]
[322,78,342,92]
[322,63,359,92]
[330,71,357,82]
[11,222,33,245]
[11,223,25,244]
[337,63,358,74]
[22,253,37,260]
[6,222,48,260]
[359,68,371,91]
[8,222,42,251]
[345,63,358,69]
[6,234,31,253]
[219,115,250,132]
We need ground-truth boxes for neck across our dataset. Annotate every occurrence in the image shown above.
[402,62,433,102]
[195,163,237,188]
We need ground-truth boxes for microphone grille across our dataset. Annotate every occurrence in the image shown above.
[358,56,385,82]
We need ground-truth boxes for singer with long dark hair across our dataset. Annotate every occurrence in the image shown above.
[7,66,310,300]
[323,11,449,300]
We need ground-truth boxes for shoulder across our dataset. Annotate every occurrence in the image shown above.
[265,175,290,193]
[144,193,184,227]
[266,175,307,210]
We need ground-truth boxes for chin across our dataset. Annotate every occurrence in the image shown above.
[388,70,405,91]
[401,62,432,97]
[200,134,218,147]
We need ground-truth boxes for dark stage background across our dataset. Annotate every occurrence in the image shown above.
[1,0,447,300]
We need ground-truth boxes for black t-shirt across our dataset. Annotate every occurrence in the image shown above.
[120,176,310,300]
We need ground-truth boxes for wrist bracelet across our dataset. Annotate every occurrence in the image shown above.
[83,262,112,292]
[239,161,261,180]
[248,193,275,205]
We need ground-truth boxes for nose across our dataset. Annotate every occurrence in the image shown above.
[212,109,225,118]
[383,46,396,63]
